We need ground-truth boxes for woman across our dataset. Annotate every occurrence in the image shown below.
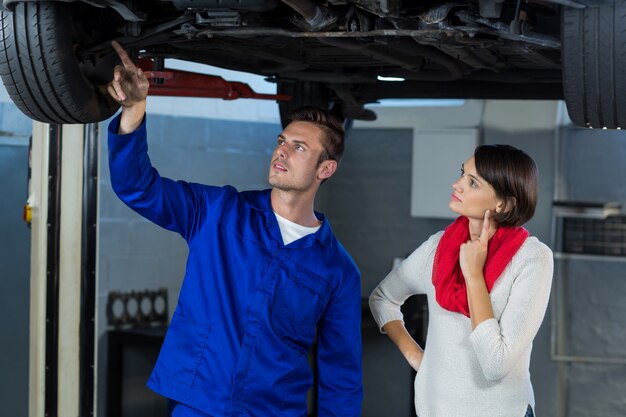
[369,144,553,417]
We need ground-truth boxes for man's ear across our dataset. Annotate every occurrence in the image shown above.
[318,159,338,181]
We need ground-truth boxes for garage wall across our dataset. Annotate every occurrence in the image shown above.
[555,127,626,417]
[0,102,32,417]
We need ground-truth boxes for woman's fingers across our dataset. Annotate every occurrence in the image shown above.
[479,210,491,245]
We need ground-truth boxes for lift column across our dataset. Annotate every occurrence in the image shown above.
[28,122,98,417]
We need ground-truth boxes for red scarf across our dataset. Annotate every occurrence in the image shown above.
[432,216,529,317]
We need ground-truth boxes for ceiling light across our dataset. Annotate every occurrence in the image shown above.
[377,75,405,82]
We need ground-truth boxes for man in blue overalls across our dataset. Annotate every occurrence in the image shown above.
[106,41,362,417]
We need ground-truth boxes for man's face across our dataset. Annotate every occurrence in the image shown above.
[268,121,329,193]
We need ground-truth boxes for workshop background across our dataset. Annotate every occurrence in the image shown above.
[1,63,625,417]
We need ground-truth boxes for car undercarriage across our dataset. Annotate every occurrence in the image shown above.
[0,0,623,128]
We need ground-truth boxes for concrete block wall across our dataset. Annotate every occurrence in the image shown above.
[556,127,626,417]
[560,128,626,203]
[0,102,31,417]
[319,127,451,295]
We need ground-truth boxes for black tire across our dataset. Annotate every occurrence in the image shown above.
[562,0,626,129]
[0,2,120,124]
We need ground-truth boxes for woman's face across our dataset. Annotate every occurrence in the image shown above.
[449,156,503,220]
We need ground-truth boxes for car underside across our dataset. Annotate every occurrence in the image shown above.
[0,0,623,128]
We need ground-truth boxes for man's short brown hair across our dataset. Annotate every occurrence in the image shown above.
[283,106,345,166]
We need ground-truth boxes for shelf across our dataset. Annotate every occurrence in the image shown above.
[553,201,622,219]
[554,252,626,263]
[551,354,626,365]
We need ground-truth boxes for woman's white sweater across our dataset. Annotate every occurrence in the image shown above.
[369,232,553,417]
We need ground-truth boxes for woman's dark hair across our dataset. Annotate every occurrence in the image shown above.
[284,106,345,166]
[474,144,538,227]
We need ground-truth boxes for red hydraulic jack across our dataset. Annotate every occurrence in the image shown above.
[137,58,291,101]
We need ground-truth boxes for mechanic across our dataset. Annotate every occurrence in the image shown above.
[106,41,363,417]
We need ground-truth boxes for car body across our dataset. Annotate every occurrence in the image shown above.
[0,0,623,128]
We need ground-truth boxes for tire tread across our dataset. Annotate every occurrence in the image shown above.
[563,0,626,128]
[0,3,118,124]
